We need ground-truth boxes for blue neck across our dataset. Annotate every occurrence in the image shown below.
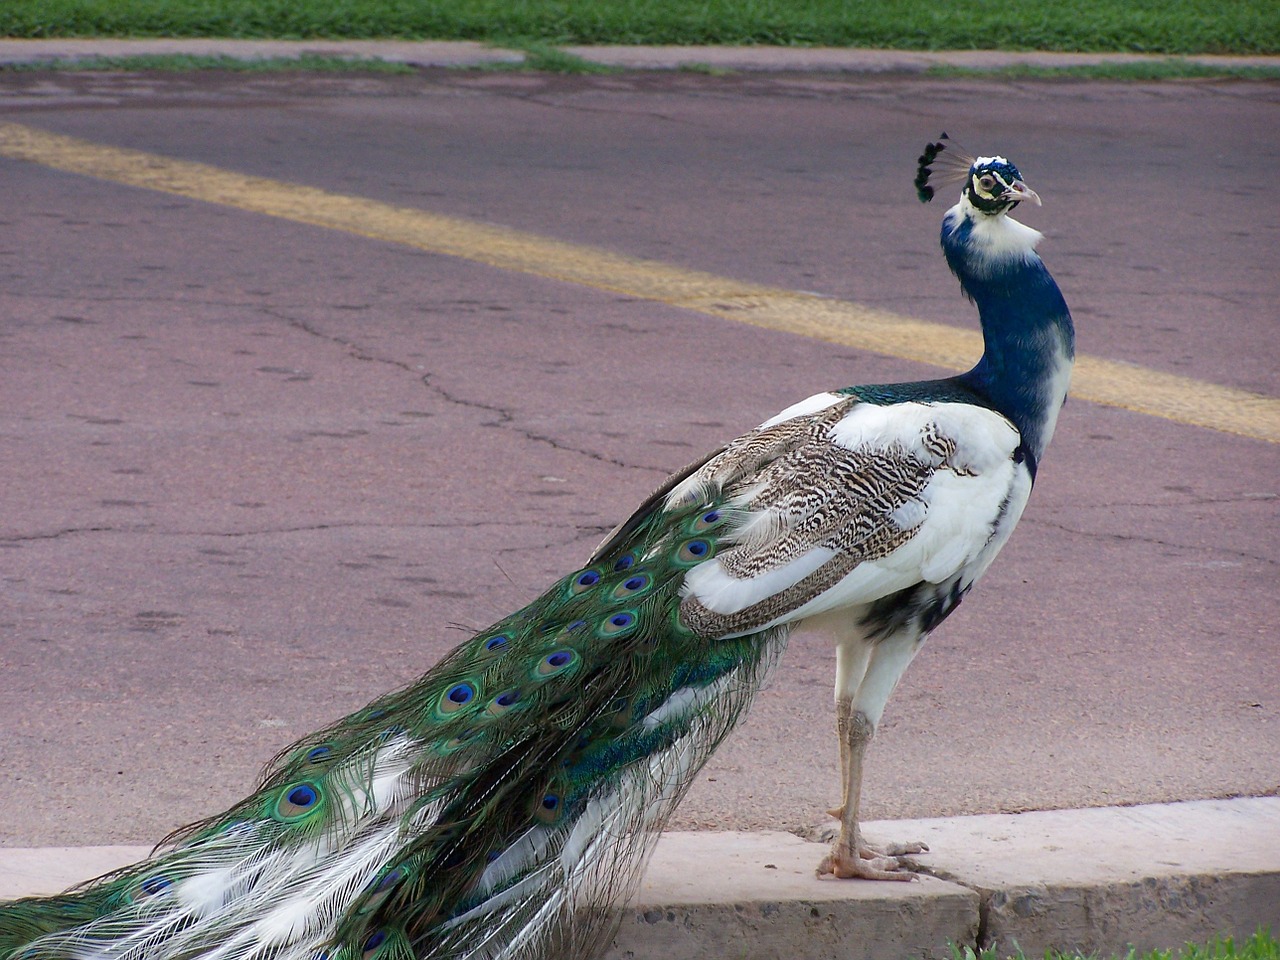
[942,210,1075,462]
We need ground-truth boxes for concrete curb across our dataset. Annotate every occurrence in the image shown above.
[3,799,1277,957]
[0,38,1278,72]
[0,38,524,68]
[558,46,1280,73]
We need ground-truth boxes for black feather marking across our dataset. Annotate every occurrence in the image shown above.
[858,577,969,641]
[919,578,970,634]
[1013,443,1038,482]
[914,132,949,203]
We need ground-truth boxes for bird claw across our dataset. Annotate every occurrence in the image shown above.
[824,808,930,860]
[816,849,917,881]
[816,821,929,880]
[871,839,930,858]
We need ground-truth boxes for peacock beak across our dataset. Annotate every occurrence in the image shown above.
[1005,179,1042,206]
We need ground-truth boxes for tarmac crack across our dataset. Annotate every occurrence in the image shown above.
[3,290,278,310]
[265,307,417,374]
[189,519,579,538]
[0,526,119,543]
[1024,516,1278,567]
[1059,492,1277,509]
[260,306,669,478]
[417,368,668,476]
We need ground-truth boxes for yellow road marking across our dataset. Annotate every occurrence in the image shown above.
[3,121,1277,444]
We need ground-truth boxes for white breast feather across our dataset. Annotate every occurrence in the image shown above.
[915,466,1014,582]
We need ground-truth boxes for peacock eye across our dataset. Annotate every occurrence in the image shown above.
[978,175,996,191]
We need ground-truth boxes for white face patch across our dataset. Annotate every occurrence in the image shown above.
[947,197,1044,268]
[972,169,1013,199]
[967,165,1018,208]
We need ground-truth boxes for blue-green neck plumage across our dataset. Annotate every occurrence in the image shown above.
[943,205,1075,467]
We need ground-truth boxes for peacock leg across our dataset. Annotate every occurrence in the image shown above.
[823,635,868,823]
[818,630,929,880]
[819,704,910,879]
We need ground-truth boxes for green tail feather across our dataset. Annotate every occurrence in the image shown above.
[0,484,786,960]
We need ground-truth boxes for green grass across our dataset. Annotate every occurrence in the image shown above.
[2,0,1278,55]
[0,53,415,72]
[494,39,619,74]
[949,927,1277,960]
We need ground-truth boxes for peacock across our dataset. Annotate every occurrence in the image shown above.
[0,138,1073,960]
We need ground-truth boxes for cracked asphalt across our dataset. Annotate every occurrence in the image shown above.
[1,69,1277,847]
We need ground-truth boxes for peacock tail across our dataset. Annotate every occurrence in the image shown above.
[0,476,789,960]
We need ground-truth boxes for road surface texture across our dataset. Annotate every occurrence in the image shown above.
[1,68,1277,855]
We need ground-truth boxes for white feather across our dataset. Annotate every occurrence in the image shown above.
[756,558,919,630]
[1033,338,1074,452]
[755,391,845,430]
[890,498,927,531]
[473,826,555,898]
[663,392,846,509]
[175,866,237,916]
[946,196,1043,272]
[681,545,836,615]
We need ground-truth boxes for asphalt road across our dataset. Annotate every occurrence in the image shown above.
[1,69,1277,848]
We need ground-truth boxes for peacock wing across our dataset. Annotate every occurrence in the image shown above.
[659,391,1028,640]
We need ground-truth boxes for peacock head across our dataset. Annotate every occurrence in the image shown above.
[914,134,1041,216]
[963,156,1040,216]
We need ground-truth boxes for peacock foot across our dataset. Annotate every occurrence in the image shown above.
[818,811,929,880]
[862,838,930,858]
[817,846,918,881]
[824,808,930,859]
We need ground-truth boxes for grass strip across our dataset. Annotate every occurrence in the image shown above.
[950,927,1277,960]
[490,39,617,74]
[2,0,1277,55]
